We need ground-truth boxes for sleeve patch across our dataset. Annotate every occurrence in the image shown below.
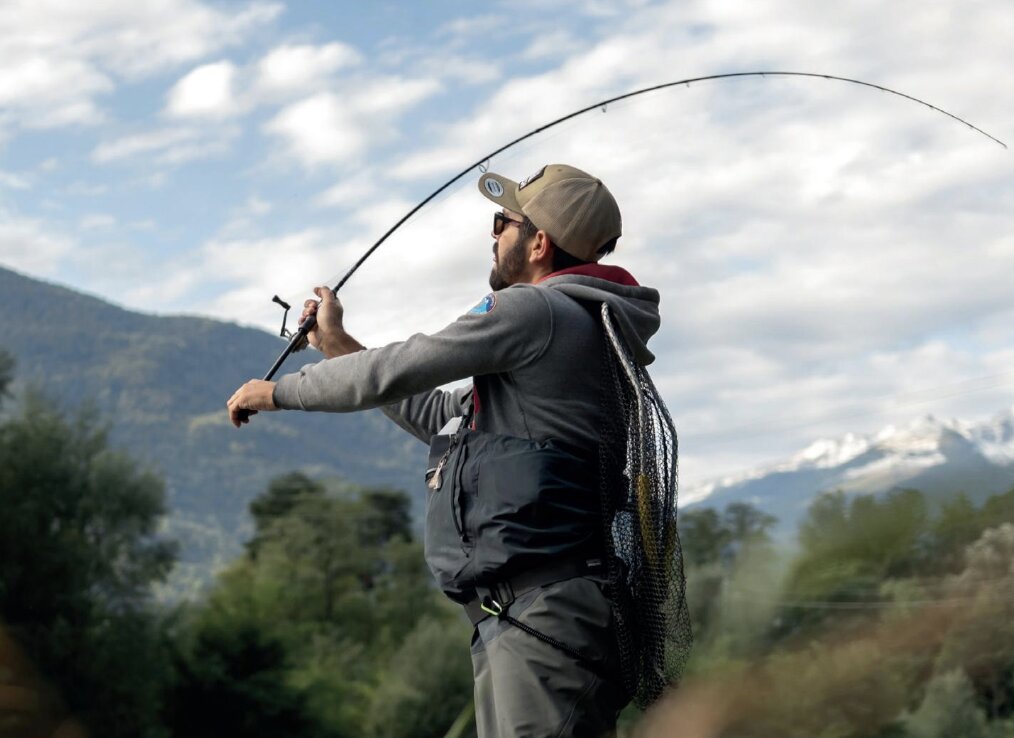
[469,293,497,314]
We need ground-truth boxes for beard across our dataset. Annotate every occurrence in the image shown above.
[488,238,527,291]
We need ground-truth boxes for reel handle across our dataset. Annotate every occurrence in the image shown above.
[234,313,318,423]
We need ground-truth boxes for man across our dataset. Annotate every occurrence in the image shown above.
[227,164,664,737]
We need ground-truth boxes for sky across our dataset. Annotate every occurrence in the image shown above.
[1,0,1012,491]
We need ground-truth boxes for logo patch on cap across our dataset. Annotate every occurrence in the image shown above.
[469,293,497,315]
[483,178,504,198]
[518,166,547,190]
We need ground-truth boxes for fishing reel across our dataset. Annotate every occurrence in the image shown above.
[258,294,318,385]
[271,296,297,339]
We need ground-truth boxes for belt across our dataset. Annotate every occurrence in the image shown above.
[463,556,605,626]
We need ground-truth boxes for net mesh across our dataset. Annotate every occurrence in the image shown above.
[598,303,692,709]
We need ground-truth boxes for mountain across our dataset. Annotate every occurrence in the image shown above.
[686,407,1014,537]
[0,265,428,595]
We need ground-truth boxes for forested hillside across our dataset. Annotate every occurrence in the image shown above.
[0,265,427,592]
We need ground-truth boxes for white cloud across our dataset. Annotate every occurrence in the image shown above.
[253,42,362,98]
[79,213,116,230]
[0,171,30,189]
[165,60,238,119]
[63,181,109,196]
[436,14,504,40]
[313,178,381,209]
[263,76,441,169]
[354,76,441,116]
[0,0,281,130]
[92,128,196,163]
[155,40,365,126]
[0,55,110,127]
[0,214,75,274]
[263,94,366,168]
[521,31,587,62]
[194,228,358,328]
[217,195,276,237]
[91,125,238,165]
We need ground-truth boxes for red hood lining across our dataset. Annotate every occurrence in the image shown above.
[537,264,639,286]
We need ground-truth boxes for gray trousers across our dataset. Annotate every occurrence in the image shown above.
[470,576,629,738]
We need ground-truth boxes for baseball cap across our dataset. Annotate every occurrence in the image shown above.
[478,164,622,262]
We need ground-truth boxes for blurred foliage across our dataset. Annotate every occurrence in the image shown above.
[0,355,177,738]
[681,502,782,666]
[900,670,989,738]
[168,471,474,738]
[935,523,1014,722]
[659,486,1014,738]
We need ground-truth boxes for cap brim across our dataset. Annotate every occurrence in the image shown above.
[478,172,522,212]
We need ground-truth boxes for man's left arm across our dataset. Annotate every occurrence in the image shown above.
[380,386,472,443]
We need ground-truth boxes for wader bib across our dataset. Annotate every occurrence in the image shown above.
[424,409,601,605]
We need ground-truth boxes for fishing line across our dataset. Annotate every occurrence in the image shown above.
[252,70,1007,384]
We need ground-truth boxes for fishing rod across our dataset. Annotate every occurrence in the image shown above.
[255,70,1007,384]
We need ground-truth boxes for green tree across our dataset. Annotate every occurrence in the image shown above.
[979,488,1014,531]
[924,492,981,573]
[0,349,13,399]
[723,502,777,552]
[165,616,322,738]
[0,371,177,738]
[901,670,990,738]
[182,475,469,738]
[778,489,930,639]
[681,507,730,567]
[359,487,413,546]
[681,502,777,568]
[681,502,780,656]
[247,471,326,557]
[365,616,474,738]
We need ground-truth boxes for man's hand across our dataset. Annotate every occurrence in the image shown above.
[227,380,278,428]
[300,286,364,358]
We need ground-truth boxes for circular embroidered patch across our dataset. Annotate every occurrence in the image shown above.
[469,293,497,314]
[484,178,504,198]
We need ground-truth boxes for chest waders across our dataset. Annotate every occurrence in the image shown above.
[423,301,691,709]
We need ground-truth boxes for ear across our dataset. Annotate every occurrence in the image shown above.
[529,230,553,265]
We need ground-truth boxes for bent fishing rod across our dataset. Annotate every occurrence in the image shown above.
[256,70,1007,383]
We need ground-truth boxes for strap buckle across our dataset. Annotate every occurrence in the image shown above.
[477,579,515,619]
[480,596,503,617]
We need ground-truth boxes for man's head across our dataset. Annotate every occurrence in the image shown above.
[479,164,621,289]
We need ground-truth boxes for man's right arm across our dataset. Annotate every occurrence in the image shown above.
[295,287,471,441]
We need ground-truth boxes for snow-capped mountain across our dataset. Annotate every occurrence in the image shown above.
[685,405,1014,536]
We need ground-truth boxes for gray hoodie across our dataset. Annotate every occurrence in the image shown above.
[272,266,660,451]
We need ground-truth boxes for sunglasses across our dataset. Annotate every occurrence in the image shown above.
[493,211,525,236]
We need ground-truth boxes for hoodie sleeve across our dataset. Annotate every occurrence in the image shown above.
[380,386,471,443]
[272,285,553,414]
